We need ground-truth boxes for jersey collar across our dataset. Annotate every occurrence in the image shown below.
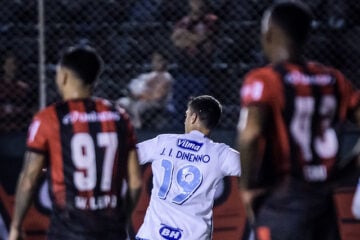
[189,130,206,138]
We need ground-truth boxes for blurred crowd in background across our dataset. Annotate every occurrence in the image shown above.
[0,0,360,132]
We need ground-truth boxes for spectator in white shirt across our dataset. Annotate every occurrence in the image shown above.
[117,50,173,128]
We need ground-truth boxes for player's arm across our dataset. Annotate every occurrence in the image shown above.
[126,149,142,215]
[237,105,269,223]
[9,151,45,240]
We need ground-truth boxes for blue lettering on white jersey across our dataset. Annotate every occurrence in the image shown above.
[135,130,241,240]
[177,139,203,152]
[175,151,210,163]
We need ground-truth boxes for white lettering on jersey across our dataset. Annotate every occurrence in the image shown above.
[159,224,183,240]
[71,132,118,192]
[285,71,334,85]
[303,165,327,181]
[290,96,338,162]
[241,81,264,101]
[62,111,120,125]
[75,194,117,210]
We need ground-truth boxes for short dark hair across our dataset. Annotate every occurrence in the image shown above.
[188,95,222,130]
[59,46,103,85]
[268,1,313,46]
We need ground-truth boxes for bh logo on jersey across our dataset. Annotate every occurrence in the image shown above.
[159,224,182,240]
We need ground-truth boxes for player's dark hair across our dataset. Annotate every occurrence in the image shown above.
[268,1,313,46]
[59,46,103,85]
[188,95,222,130]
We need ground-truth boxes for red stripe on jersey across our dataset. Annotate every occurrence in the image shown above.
[95,100,116,132]
[46,106,66,208]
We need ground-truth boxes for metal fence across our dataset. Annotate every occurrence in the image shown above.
[0,0,359,132]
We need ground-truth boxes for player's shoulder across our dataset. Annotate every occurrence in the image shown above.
[244,65,279,82]
[140,71,155,80]
[241,65,283,101]
[140,133,179,148]
[212,141,239,154]
[307,61,345,77]
[93,97,131,118]
[33,103,58,120]
[163,71,174,82]
[92,97,114,107]
[157,133,181,141]
[155,132,203,146]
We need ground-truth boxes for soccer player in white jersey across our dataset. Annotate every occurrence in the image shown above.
[135,95,241,240]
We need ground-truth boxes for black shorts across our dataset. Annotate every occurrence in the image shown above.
[254,178,340,240]
[47,230,128,240]
[48,215,128,240]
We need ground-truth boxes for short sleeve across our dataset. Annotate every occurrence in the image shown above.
[136,137,159,165]
[219,147,241,177]
[27,114,49,154]
[240,68,279,107]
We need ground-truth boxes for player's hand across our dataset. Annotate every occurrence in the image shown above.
[8,226,25,240]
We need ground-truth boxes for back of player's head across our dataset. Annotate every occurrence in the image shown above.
[59,46,103,85]
[188,95,222,130]
[267,1,313,46]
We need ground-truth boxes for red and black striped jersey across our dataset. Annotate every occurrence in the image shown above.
[26,97,136,234]
[240,61,360,186]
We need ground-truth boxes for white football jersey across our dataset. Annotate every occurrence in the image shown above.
[352,177,360,219]
[136,130,241,240]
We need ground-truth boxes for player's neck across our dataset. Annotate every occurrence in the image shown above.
[62,88,91,101]
[270,47,302,65]
[188,127,210,137]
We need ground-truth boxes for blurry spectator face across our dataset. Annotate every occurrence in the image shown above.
[151,52,167,72]
[189,0,207,19]
[3,55,17,81]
